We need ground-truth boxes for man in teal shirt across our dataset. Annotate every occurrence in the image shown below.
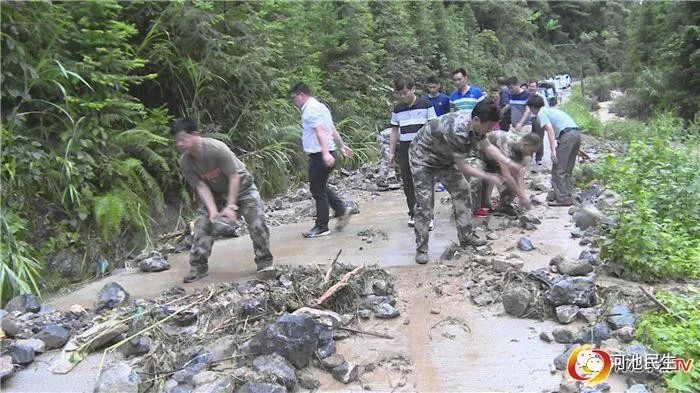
[526,95,580,206]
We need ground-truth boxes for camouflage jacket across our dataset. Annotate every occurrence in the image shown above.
[409,111,481,168]
[479,130,523,163]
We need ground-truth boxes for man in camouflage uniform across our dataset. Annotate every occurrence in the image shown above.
[478,130,539,211]
[172,117,273,283]
[409,100,526,264]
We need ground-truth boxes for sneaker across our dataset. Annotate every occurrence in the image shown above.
[415,252,429,265]
[407,216,415,227]
[335,211,352,232]
[474,207,490,217]
[460,235,487,247]
[256,260,273,271]
[429,219,434,231]
[183,267,209,283]
[548,197,574,207]
[303,226,331,238]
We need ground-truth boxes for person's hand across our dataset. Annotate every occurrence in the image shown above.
[323,152,336,167]
[514,124,523,133]
[219,206,238,222]
[388,152,396,168]
[340,145,353,158]
[507,159,524,175]
[520,196,532,210]
[486,174,504,188]
[550,149,558,165]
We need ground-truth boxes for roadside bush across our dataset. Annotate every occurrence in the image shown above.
[562,85,603,136]
[596,115,700,282]
[602,118,647,141]
[637,290,700,392]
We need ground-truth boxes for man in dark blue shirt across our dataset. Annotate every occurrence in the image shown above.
[425,75,451,117]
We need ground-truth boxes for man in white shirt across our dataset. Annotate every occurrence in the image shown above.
[291,82,354,237]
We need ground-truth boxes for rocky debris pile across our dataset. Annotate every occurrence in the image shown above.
[2,262,399,392]
[0,294,91,377]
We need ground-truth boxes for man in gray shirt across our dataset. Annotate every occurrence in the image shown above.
[291,82,354,237]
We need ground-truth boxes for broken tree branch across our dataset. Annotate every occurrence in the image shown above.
[338,326,394,339]
[312,264,364,307]
[639,286,689,324]
[322,249,343,286]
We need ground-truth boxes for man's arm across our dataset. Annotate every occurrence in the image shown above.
[195,182,219,220]
[332,125,353,157]
[389,126,399,167]
[544,123,557,163]
[315,125,335,167]
[219,172,241,221]
[480,143,530,205]
[481,142,524,175]
[500,104,510,116]
[455,160,502,187]
[515,106,531,131]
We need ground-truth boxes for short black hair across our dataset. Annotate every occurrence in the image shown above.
[394,76,415,91]
[471,99,500,122]
[290,82,311,95]
[520,132,542,150]
[452,68,468,78]
[171,117,197,136]
[496,76,508,85]
[426,75,441,85]
[527,95,546,109]
[507,76,518,86]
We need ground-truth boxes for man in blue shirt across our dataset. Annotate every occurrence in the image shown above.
[527,95,581,206]
[425,75,450,117]
[449,68,484,113]
[502,77,531,135]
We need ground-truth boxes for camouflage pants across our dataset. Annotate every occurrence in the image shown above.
[190,176,273,271]
[410,163,475,254]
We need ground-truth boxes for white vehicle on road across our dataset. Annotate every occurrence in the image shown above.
[555,74,572,89]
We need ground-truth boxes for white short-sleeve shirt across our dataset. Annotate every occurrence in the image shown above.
[301,97,336,153]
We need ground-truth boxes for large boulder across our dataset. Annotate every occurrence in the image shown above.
[573,205,602,230]
[34,324,70,350]
[607,304,635,329]
[550,255,593,276]
[4,294,41,314]
[95,282,130,312]
[235,382,286,393]
[138,252,170,273]
[253,353,297,390]
[93,362,140,393]
[249,313,318,369]
[544,276,597,307]
[501,287,532,317]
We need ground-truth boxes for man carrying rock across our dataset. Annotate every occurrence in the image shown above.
[409,100,524,264]
[526,95,581,206]
[172,117,273,283]
[290,82,354,238]
[478,130,539,213]
[388,76,437,227]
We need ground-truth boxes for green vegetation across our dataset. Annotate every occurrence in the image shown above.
[561,86,603,136]
[1,0,635,302]
[638,290,700,392]
[593,115,700,282]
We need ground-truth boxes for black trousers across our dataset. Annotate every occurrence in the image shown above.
[398,141,416,216]
[308,151,346,230]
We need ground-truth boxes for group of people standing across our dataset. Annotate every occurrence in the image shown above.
[169,68,583,282]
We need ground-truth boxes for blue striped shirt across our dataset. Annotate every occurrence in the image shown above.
[449,86,484,113]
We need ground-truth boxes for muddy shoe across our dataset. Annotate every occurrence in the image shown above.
[303,226,331,238]
[183,267,208,283]
[335,211,352,232]
[548,197,574,207]
[546,190,556,202]
[415,252,429,265]
[256,260,273,271]
[460,235,487,248]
